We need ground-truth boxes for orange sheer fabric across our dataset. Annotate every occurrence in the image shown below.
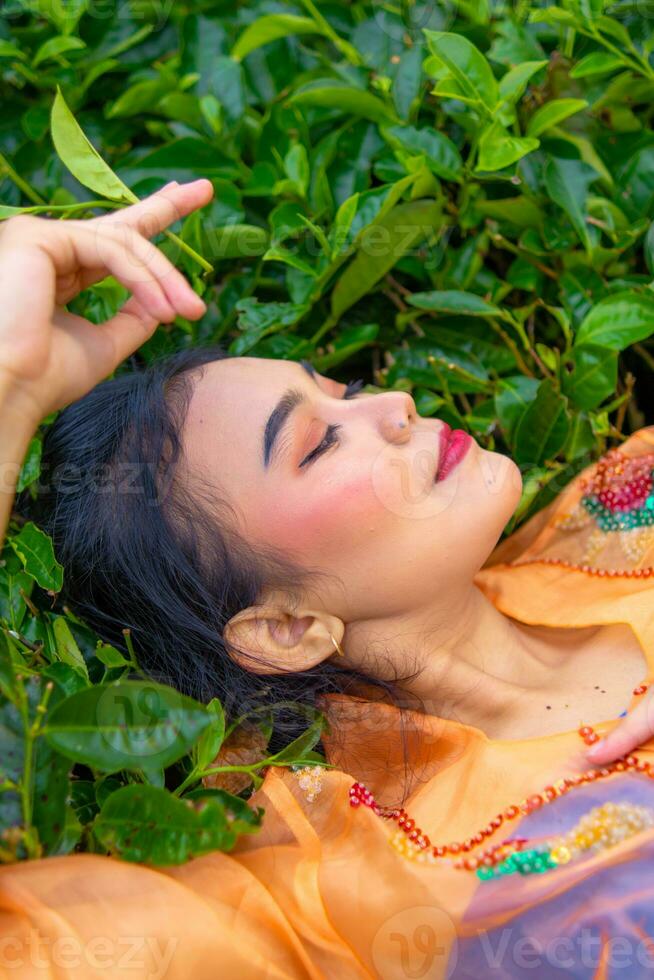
[3,429,654,978]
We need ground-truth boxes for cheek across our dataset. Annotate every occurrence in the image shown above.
[262,470,385,554]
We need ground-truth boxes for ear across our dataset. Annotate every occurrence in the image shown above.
[223,601,345,675]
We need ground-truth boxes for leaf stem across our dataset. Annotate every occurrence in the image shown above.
[163,229,214,276]
[298,0,363,65]
[0,153,45,206]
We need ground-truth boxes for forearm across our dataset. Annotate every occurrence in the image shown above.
[0,378,39,547]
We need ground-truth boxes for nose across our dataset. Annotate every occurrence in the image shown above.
[376,390,417,444]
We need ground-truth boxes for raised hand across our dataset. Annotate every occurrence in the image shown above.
[0,178,213,427]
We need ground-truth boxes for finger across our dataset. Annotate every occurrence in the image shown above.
[77,223,207,320]
[11,220,188,324]
[92,179,214,240]
[585,701,654,764]
[0,217,175,326]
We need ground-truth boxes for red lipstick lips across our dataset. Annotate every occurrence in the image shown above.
[435,424,472,482]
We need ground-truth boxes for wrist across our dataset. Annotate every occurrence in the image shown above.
[0,371,45,437]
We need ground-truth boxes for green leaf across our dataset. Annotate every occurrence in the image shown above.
[202,224,269,259]
[52,617,89,681]
[43,681,211,772]
[0,555,33,632]
[498,60,548,105]
[33,35,86,67]
[392,44,424,119]
[284,143,310,197]
[263,244,315,276]
[16,437,42,493]
[289,81,396,123]
[232,14,323,61]
[561,344,617,410]
[194,698,226,772]
[526,99,588,138]
[424,30,499,111]
[266,714,325,765]
[209,57,245,124]
[575,290,654,350]
[106,79,173,119]
[514,380,570,465]
[9,522,63,593]
[0,41,27,60]
[331,199,442,319]
[529,7,577,27]
[330,192,359,255]
[495,376,540,438]
[408,290,501,316]
[93,784,261,864]
[348,174,417,242]
[476,196,543,228]
[476,121,539,172]
[51,88,136,203]
[94,643,130,668]
[570,52,625,78]
[230,299,309,355]
[385,124,463,181]
[565,413,596,461]
[543,155,597,251]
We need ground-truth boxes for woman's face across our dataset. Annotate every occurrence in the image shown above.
[181,357,522,622]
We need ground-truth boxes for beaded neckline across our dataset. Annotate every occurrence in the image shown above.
[345,684,653,880]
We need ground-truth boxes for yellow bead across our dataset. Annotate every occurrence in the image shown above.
[550,846,571,864]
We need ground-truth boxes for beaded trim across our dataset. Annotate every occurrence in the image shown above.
[348,686,654,880]
[510,556,654,578]
[291,764,325,802]
[537,448,654,575]
[477,801,654,879]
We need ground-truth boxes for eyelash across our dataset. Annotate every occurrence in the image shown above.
[298,378,364,468]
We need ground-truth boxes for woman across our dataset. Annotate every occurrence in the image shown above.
[2,180,654,978]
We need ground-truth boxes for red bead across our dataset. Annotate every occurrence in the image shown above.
[633,684,648,696]
[504,804,519,819]
[447,843,461,854]
[544,785,558,800]
[578,725,593,737]
[585,732,600,744]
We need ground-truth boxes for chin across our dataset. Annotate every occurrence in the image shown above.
[477,448,522,511]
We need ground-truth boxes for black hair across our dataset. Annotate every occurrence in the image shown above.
[25,347,427,797]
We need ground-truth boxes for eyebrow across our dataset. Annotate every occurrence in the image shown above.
[262,360,316,468]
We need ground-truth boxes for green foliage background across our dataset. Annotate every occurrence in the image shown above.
[2,0,654,864]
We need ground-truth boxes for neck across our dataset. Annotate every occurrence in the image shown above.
[344,583,571,737]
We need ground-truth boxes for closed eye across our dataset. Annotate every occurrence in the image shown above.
[298,376,365,468]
